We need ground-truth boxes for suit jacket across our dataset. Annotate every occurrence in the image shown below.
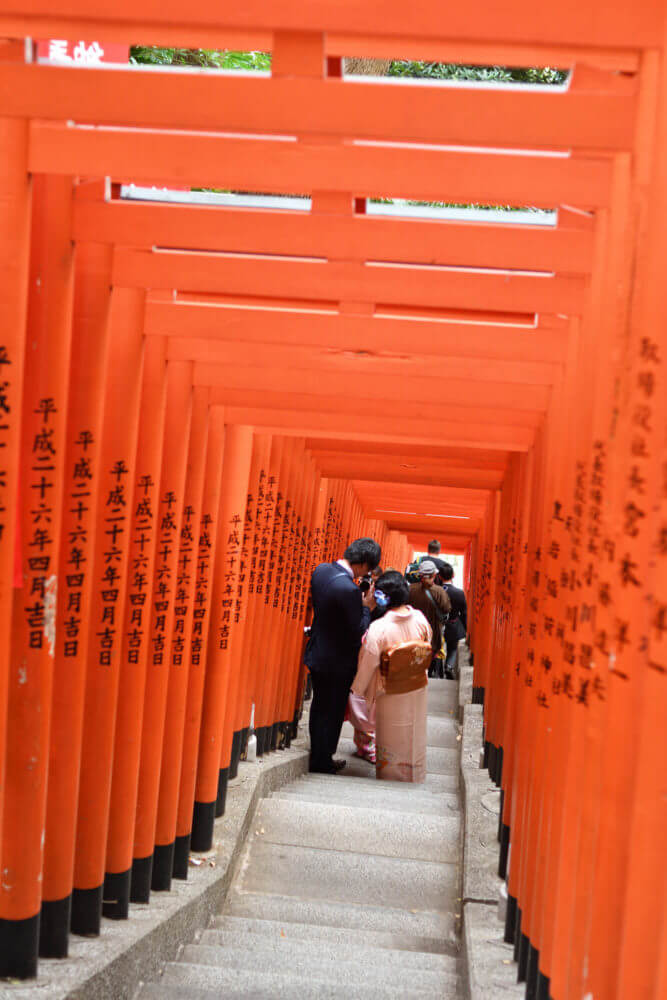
[305,562,370,676]
[443,582,467,642]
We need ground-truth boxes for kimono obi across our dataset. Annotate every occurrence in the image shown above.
[380,640,432,696]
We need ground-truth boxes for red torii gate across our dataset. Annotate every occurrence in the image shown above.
[0,4,665,999]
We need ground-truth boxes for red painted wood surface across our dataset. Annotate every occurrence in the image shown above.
[0,6,665,993]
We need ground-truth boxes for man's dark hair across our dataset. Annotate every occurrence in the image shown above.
[344,537,381,570]
[427,539,441,554]
[440,562,455,581]
[375,570,409,608]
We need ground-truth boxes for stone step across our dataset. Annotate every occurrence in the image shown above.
[427,678,458,693]
[210,914,457,957]
[426,688,459,709]
[236,840,458,911]
[340,716,459,749]
[198,929,458,972]
[271,789,453,817]
[294,770,459,793]
[178,945,458,993]
[225,890,458,943]
[253,797,460,862]
[155,963,455,999]
[335,738,458,775]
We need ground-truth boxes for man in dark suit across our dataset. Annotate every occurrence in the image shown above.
[440,561,468,679]
[305,537,381,774]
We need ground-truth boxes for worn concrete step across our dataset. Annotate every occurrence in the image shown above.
[237,840,458,911]
[225,890,458,943]
[336,738,459,775]
[253,797,460,862]
[340,716,459,749]
[210,914,458,957]
[271,789,453,817]
[178,945,458,993]
[294,770,459,793]
[154,963,455,999]
[197,930,458,972]
[426,686,459,710]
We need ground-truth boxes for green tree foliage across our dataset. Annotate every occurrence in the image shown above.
[387,62,566,84]
[130,48,566,85]
[130,46,270,71]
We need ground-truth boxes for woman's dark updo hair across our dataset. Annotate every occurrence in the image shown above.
[374,569,409,609]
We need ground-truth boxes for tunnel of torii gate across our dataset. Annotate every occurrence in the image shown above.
[0,1,666,996]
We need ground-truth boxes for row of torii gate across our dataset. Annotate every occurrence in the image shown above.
[0,3,666,998]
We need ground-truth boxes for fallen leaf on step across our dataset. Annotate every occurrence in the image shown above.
[503,960,512,965]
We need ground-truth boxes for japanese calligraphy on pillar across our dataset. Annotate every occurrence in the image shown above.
[220,513,242,650]
[248,470,265,598]
[62,429,95,659]
[618,336,661,674]
[125,474,155,666]
[97,461,129,666]
[235,486,255,627]
[25,397,59,655]
[191,513,213,667]
[172,504,196,665]
[274,496,291,612]
[153,490,178,666]
[256,475,275,605]
[291,516,307,621]
[265,487,281,610]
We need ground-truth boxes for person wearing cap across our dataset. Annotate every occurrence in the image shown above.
[408,561,451,678]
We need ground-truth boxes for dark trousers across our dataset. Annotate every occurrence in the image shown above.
[445,641,458,677]
[308,669,353,771]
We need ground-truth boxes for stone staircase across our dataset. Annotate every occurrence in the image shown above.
[135,678,463,999]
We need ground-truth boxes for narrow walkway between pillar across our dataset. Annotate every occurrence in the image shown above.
[136,678,462,999]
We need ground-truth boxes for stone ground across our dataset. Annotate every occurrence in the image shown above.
[135,678,464,999]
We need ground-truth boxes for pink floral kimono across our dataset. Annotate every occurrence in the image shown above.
[352,606,432,782]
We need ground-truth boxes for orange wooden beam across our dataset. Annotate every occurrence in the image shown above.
[350,481,491,506]
[0,63,636,151]
[166,336,561,387]
[306,438,510,465]
[198,361,550,413]
[74,199,596,275]
[0,0,660,48]
[31,121,613,209]
[145,300,570,366]
[207,387,541,430]
[316,465,504,490]
[210,404,535,451]
[114,248,588,315]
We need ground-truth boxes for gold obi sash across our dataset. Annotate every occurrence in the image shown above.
[379,640,432,696]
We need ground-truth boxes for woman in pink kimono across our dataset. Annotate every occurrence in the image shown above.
[352,571,432,782]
